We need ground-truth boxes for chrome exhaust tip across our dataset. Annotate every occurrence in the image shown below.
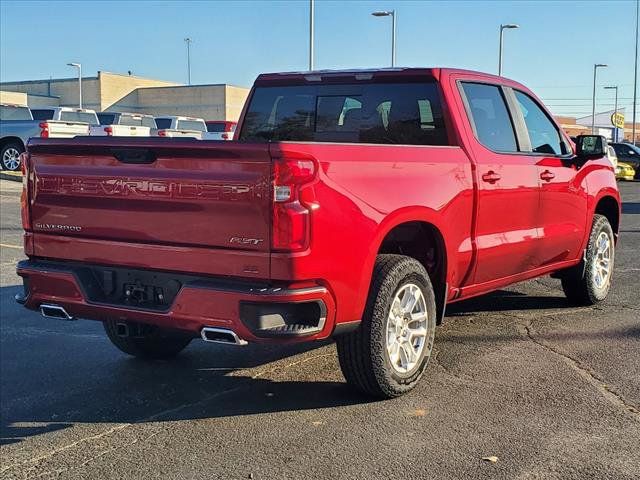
[40,303,75,321]
[201,327,247,346]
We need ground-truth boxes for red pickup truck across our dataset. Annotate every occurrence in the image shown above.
[16,68,620,398]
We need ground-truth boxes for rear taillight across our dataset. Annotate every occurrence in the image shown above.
[104,126,113,136]
[20,153,31,231]
[221,132,229,140]
[39,122,49,138]
[272,155,318,251]
[157,130,167,137]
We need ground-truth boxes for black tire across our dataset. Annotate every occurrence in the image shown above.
[336,254,437,398]
[1,142,24,171]
[561,214,615,305]
[103,320,193,359]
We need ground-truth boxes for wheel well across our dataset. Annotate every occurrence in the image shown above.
[0,137,25,151]
[378,221,447,323]
[595,196,620,235]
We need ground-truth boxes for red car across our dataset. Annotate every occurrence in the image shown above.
[17,68,620,398]
[205,120,237,140]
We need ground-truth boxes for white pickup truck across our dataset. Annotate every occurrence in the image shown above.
[154,116,208,139]
[91,112,156,137]
[1,105,95,171]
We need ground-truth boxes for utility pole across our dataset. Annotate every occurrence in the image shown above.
[184,37,193,85]
[66,63,82,108]
[604,86,619,142]
[309,0,314,70]
[591,63,608,134]
[371,10,397,67]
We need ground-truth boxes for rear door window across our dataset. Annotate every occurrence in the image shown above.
[206,122,226,133]
[119,114,156,128]
[461,82,518,152]
[239,81,448,145]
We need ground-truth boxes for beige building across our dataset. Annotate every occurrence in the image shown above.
[0,71,250,121]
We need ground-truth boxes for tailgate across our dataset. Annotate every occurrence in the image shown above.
[27,138,272,257]
[46,121,91,138]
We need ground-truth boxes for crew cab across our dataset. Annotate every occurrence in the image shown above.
[154,116,207,139]
[91,112,156,137]
[0,105,94,171]
[16,68,620,398]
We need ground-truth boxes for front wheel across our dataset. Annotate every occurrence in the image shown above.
[1,142,24,171]
[336,254,437,398]
[103,320,193,359]
[561,214,615,305]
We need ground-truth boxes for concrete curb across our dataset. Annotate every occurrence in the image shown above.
[0,172,22,183]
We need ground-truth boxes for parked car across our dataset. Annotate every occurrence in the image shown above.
[16,68,620,398]
[0,105,92,171]
[610,142,640,179]
[615,162,636,181]
[154,116,207,139]
[205,120,237,140]
[91,112,156,137]
[606,145,618,168]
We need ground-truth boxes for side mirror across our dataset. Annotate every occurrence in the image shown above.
[575,135,607,160]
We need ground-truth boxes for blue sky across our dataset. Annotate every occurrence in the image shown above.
[0,0,636,117]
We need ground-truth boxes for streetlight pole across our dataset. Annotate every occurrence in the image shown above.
[498,24,519,76]
[592,64,608,134]
[604,85,619,142]
[66,62,82,108]
[309,0,314,70]
[372,10,396,67]
[633,0,638,143]
[184,37,193,85]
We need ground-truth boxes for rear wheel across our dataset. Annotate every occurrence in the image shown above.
[103,320,193,359]
[561,214,615,305]
[1,142,24,171]
[336,254,437,398]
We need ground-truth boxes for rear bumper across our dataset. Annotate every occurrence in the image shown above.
[16,259,338,343]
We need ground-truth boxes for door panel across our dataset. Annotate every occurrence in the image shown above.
[458,82,542,285]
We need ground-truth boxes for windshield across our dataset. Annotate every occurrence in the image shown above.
[97,113,116,125]
[206,122,226,133]
[0,105,32,120]
[239,81,448,145]
[155,118,172,129]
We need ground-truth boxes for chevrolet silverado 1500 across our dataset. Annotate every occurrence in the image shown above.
[16,68,621,398]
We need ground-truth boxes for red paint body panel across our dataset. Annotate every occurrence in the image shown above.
[18,68,621,341]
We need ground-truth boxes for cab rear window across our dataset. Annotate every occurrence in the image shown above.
[239,81,448,145]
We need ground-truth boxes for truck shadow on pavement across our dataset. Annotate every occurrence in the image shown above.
[0,285,370,446]
[0,283,629,446]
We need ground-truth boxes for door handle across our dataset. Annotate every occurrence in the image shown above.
[481,171,501,183]
[540,170,555,181]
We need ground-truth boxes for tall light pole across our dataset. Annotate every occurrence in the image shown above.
[591,63,608,134]
[184,37,193,85]
[66,62,82,108]
[498,24,519,76]
[309,0,314,70]
[372,10,396,67]
[604,85,619,142]
[633,0,638,143]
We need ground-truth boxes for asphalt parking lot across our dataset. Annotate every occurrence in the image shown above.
[0,178,638,480]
